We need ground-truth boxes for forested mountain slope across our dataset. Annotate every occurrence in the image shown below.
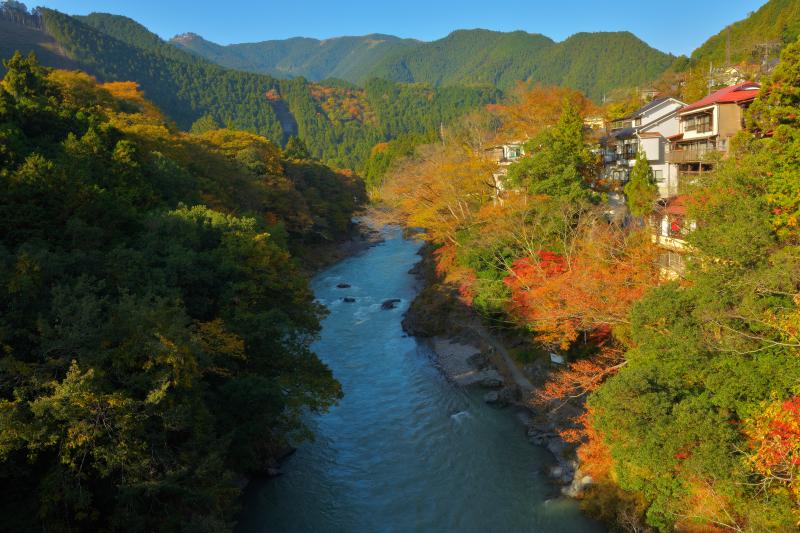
[690,0,800,67]
[369,29,675,99]
[40,8,285,139]
[0,7,496,172]
[0,16,78,70]
[171,31,420,82]
[176,27,675,101]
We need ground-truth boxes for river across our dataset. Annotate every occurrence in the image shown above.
[237,226,604,533]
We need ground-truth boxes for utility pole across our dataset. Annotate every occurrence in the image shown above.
[708,62,714,95]
[725,28,731,66]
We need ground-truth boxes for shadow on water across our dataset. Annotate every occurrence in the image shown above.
[237,226,605,533]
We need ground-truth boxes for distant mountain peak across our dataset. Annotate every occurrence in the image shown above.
[170,32,204,44]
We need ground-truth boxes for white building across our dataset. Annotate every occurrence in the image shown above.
[603,97,686,199]
[486,142,524,193]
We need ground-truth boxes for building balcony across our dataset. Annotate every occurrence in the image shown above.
[666,147,723,164]
[651,233,688,252]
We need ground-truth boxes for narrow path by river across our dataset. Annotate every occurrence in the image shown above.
[237,226,604,533]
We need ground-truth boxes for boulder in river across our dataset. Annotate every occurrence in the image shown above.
[342,297,356,303]
[480,377,504,389]
[467,352,490,370]
[483,387,516,407]
[381,298,401,310]
[336,283,351,288]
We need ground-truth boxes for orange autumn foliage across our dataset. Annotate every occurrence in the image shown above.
[309,85,375,124]
[383,140,495,245]
[488,83,598,142]
[746,395,800,503]
[537,343,624,404]
[101,81,166,122]
[577,421,614,481]
[504,225,658,349]
[433,243,478,306]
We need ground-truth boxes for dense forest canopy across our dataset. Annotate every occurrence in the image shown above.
[0,6,496,177]
[0,51,366,531]
[689,0,800,67]
[171,31,421,83]
[4,1,800,183]
[174,27,676,102]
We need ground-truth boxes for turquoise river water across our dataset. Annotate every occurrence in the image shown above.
[237,226,604,533]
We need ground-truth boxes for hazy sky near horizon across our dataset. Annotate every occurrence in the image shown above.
[38,0,767,56]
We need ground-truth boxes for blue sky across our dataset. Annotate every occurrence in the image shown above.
[37,0,767,56]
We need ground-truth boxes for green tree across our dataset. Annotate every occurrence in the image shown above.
[506,99,596,202]
[284,135,311,160]
[589,50,800,528]
[1,50,48,99]
[744,36,800,240]
[624,151,658,217]
[189,112,219,134]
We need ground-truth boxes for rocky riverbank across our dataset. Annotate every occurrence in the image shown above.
[402,241,593,498]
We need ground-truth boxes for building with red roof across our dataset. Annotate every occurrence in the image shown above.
[648,82,760,280]
[650,195,694,279]
[666,82,760,175]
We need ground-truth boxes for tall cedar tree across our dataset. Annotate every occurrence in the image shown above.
[624,151,658,217]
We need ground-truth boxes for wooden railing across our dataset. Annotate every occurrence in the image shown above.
[666,146,723,164]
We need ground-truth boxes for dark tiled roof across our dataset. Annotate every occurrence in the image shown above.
[610,126,636,140]
[624,97,670,120]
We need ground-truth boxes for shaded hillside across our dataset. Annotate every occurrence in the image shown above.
[690,0,800,67]
[40,8,284,140]
[0,7,495,171]
[171,32,420,82]
[0,16,78,73]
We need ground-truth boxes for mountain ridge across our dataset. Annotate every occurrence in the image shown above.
[170,30,420,82]
[171,27,675,99]
[4,7,495,173]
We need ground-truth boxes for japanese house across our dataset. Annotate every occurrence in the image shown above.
[601,97,686,198]
[666,81,760,181]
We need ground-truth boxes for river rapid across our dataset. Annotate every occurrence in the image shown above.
[237,226,604,533]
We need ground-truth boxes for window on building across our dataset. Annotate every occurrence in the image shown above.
[653,169,663,183]
[696,113,712,133]
[623,141,639,159]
